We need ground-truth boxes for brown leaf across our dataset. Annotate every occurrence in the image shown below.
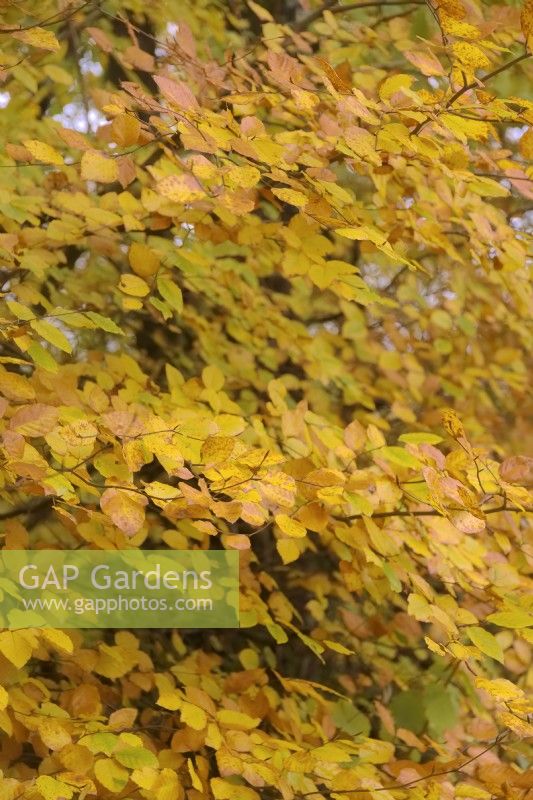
[153,75,199,110]
[499,455,533,487]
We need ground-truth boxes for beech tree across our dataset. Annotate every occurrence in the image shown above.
[0,0,532,798]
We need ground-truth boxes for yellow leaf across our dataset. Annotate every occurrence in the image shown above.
[277,538,301,564]
[109,708,138,731]
[378,446,422,469]
[449,509,486,533]
[0,686,8,711]
[440,113,490,142]
[226,165,261,189]
[466,626,504,663]
[313,742,352,762]
[39,719,72,751]
[23,139,63,165]
[111,113,141,147]
[40,629,74,654]
[81,150,119,183]
[424,636,446,656]
[94,758,129,792]
[519,128,533,158]
[181,701,207,730]
[155,675,182,710]
[455,786,491,800]
[0,631,37,669]
[157,276,183,313]
[100,488,147,536]
[497,710,533,737]
[201,435,235,464]
[486,609,533,628]
[521,0,533,42]
[216,709,261,730]
[202,364,225,391]
[379,74,414,101]
[30,320,72,353]
[188,758,203,791]
[336,226,387,245]
[440,14,480,38]
[157,173,204,202]
[128,242,160,277]
[275,514,307,538]
[211,778,260,800]
[407,593,432,622]
[0,369,36,402]
[441,408,465,438]
[358,738,395,764]
[365,517,400,556]
[271,188,308,207]
[43,64,72,85]
[452,42,490,71]
[12,27,60,51]
[119,274,150,297]
[324,640,355,655]
[151,770,183,800]
[247,0,274,21]
[475,677,523,702]
[36,775,74,800]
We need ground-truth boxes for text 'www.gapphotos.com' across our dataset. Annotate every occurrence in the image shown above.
[21,595,214,615]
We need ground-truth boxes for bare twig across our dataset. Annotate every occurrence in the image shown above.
[412,51,531,136]
[298,731,509,796]
[0,496,52,521]
[293,0,425,31]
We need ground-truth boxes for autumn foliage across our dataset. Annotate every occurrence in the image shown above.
[0,0,532,798]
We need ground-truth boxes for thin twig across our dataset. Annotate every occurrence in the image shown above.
[293,0,425,31]
[0,496,52,521]
[298,731,509,796]
[412,51,531,136]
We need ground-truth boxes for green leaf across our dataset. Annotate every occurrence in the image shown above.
[377,446,422,469]
[382,562,402,592]
[85,311,124,335]
[35,775,73,800]
[78,732,118,755]
[149,296,173,320]
[486,610,533,628]
[331,700,370,737]
[30,319,72,353]
[390,690,425,734]
[398,433,443,445]
[424,686,459,738]
[114,746,159,769]
[336,225,387,245]
[345,492,374,516]
[157,276,183,314]
[6,300,33,321]
[466,626,504,663]
[28,342,58,373]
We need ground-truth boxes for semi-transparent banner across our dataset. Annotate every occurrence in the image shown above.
[0,550,239,629]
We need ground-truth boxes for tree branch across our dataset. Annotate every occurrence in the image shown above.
[411,51,531,136]
[445,51,531,108]
[336,504,533,522]
[298,731,509,796]
[0,496,53,521]
[293,0,425,31]
[0,0,95,34]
